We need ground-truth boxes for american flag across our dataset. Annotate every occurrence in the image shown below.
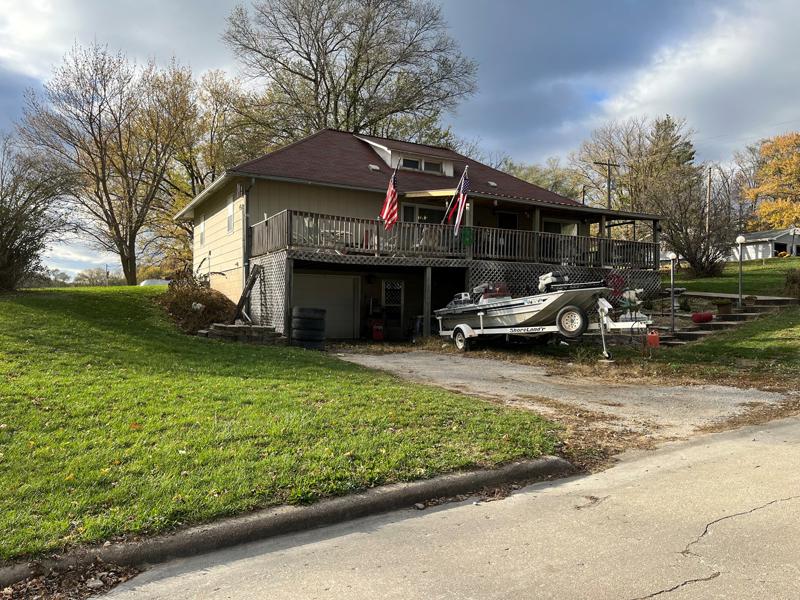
[379,166,399,230]
[446,166,470,236]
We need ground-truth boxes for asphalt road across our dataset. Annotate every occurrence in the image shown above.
[109,417,800,599]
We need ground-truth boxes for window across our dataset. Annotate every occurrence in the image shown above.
[198,214,205,245]
[382,280,404,330]
[402,157,420,170]
[402,203,446,223]
[227,197,235,233]
[401,156,444,174]
[496,212,518,230]
[542,220,578,236]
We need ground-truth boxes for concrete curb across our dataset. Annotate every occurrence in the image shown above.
[0,456,573,587]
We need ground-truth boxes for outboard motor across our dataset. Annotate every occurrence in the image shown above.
[538,271,569,293]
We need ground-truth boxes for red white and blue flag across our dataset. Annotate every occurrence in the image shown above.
[446,166,470,236]
[379,165,399,230]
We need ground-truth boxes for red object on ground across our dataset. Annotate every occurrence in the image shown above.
[371,323,384,341]
[646,329,660,348]
[691,311,714,324]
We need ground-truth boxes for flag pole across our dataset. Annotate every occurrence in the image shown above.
[442,166,467,224]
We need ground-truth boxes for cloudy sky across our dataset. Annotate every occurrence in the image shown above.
[2,0,799,275]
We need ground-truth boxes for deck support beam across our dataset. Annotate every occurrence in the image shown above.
[284,257,294,340]
[652,219,660,270]
[423,266,432,337]
[599,215,607,266]
[465,202,474,261]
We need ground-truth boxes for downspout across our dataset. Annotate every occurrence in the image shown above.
[242,177,256,282]
[242,177,256,319]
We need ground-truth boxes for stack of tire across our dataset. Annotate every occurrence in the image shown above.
[291,307,326,350]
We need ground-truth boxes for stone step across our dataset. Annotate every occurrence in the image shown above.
[674,329,717,341]
[660,339,689,347]
[693,321,743,331]
[719,312,763,321]
[209,323,276,333]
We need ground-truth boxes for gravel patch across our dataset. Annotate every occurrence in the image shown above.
[339,351,786,439]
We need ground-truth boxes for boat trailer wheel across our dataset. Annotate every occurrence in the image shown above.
[556,305,589,339]
[453,328,470,352]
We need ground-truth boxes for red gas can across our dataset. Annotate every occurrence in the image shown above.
[646,329,660,348]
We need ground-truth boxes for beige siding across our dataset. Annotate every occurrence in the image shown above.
[194,181,245,301]
[249,179,384,222]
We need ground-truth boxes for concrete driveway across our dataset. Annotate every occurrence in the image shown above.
[108,418,800,599]
[340,351,788,440]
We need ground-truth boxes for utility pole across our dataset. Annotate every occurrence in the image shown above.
[593,158,620,210]
[706,166,712,234]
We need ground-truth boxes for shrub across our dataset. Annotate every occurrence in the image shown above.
[785,269,800,300]
[158,274,236,333]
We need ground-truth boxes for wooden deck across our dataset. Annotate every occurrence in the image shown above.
[250,209,658,270]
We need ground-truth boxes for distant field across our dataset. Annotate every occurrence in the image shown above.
[0,287,555,561]
[662,257,800,296]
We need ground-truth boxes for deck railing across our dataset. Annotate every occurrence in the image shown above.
[250,209,657,269]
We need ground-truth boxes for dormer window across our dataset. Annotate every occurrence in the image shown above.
[400,156,445,174]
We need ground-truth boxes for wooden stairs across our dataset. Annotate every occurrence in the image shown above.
[653,301,793,348]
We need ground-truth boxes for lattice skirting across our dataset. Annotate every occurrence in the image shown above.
[248,253,663,334]
[250,251,288,333]
[467,261,662,301]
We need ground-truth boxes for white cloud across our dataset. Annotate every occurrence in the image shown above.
[0,0,238,80]
[594,0,800,160]
[43,241,118,275]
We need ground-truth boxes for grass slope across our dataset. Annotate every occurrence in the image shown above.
[0,287,555,561]
[631,306,800,386]
[663,257,800,296]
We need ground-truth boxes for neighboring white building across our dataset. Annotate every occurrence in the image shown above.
[728,227,800,261]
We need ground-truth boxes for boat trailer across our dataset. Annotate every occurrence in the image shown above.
[437,297,650,359]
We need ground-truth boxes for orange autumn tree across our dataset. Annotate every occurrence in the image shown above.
[748,132,800,229]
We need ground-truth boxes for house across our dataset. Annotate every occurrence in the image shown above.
[175,129,662,340]
[728,227,799,261]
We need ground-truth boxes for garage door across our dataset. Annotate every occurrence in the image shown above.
[292,274,360,339]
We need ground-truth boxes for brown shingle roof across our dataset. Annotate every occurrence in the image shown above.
[229,129,583,208]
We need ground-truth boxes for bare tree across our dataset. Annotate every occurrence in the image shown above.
[223,0,477,139]
[644,163,735,276]
[0,133,72,291]
[20,43,194,285]
[571,115,695,214]
[501,156,584,200]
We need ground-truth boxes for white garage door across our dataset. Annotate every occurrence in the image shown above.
[292,274,360,339]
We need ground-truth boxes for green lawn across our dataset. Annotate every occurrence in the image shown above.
[662,257,800,296]
[0,287,555,561]
[646,306,800,383]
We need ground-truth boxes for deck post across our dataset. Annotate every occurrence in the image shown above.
[599,215,607,266]
[423,266,432,337]
[285,210,293,249]
[652,219,660,270]
[465,202,473,260]
[284,257,293,340]
[532,207,541,261]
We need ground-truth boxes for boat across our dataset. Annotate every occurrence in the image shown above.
[434,272,610,335]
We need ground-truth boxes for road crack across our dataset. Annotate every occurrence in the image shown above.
[634,496,800,598]
[681,495,800,556]
[631,572,720,599]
